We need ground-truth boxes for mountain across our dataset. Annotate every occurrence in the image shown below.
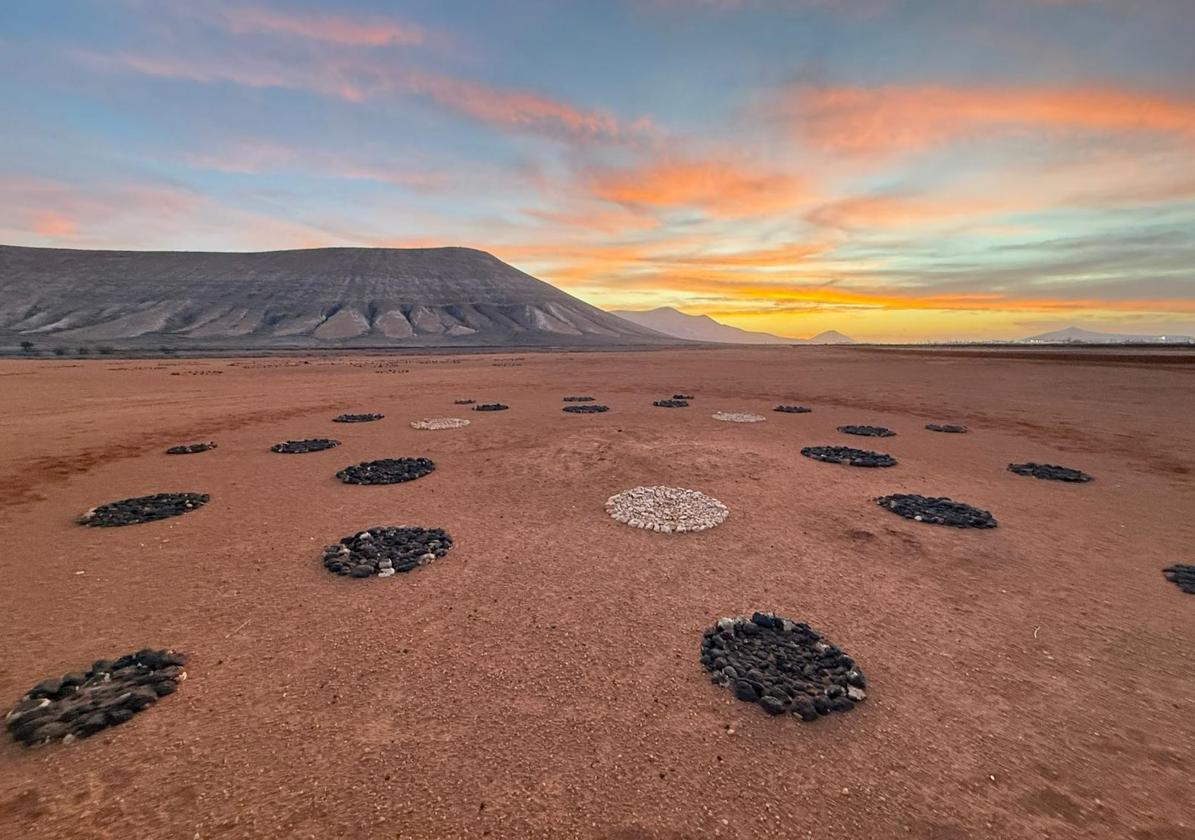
[0,245,674,348]
[1022,326,1194,344]
[608,307,854,345]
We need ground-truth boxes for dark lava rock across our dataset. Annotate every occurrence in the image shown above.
[838,425,895,437]
[332,413,384,423]
[673,394,694,400]
[453,399,475,405]
[801,446,896,468]
[701,614,865,721]
[1008,462,1092,482]
[876,493,997,528]
[336,458,435,485]
[79,493,209,527]
[562,396,595,402]
[774,405,812,414]
[563,405,609,414]
[271,438,340,454]
[653,399,689,408]
[165,442,216,455]
[473,403,509,412]
[4,649,187,747]
[1162,565,1195,594]
[322,525,454,578]
[926,424,967,433]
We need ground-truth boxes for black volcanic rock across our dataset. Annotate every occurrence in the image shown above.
[473,403,508,412]
[838,425,895,438]
[774,405,812,414]
[801,446,895,468]
[653,399,689,408]
[926,424,967,433]
[1008,462,1092,482]
[1162,565,1195,594]
[79,493,209,526]
[165,442,216,454]
[333,413,383,423]
[563,404,609,413]
[322,526,453,578]
[271,438,340,454]
[336,458,435,485]
[875,494,997,528]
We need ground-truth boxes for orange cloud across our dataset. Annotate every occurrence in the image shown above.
[31,211,76,237]
[222,6,424,47]
[806,194,1010,231]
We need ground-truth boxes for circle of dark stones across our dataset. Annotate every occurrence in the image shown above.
[79,493,210,527]
[701,613,866,720]
[876,493,997,528]
[5,649,188,747]
[336,458,435,485]
[673,394,694,400]
[473,403,509,412]
[322,526,454,578]
[563,396,595,402]
[775,405,812,413]
[1162,565,1195,594]
[333,413,384,423]
[838,425,895,437]
[801,445,896,468]
[654,399,689,408]
[1008,462,1092,482]
[453,399,475,405]
[563,404,609,414]
[165,442,216,455]
[271,438,340,454]
[926,424,967,433]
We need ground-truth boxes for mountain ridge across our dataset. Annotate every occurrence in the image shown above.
[608,306,854,345]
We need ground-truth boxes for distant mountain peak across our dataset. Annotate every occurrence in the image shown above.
[607,306,854,345]
[1022,325,1194,344]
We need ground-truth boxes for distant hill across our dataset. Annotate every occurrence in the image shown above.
[608,306,854,345]
[1022,326,1194,344]
[0,245,676,349]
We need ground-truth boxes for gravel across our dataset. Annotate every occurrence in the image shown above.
[563,405,609,414]
[336,458,435,485]
[875,494,997,528]
[473,403,509,412]
[701,613,866,721]
[79,493,210,527]
[322,526,453,578]
[410,417,470,430]
[333,413,384,423]
[653,399,689,408]
[1162,565,1195,594]
[5,649,188,747]
[801,446,897,468]
[926,424,967,433]
[165,442,216,455]
[838,425,895,437]
[713,411,766,423]
[1008,462,1092,482]
[606,485,729,532]
[271,438,340,454]
[774,405,812,414]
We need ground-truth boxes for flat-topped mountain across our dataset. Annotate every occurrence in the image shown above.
[0,245,672,348]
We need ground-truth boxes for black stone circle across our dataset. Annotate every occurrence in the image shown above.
[801,445,896,468]
[701,613,866,720]
[322,526,454,578]
[165,442,216,455]
[673,394,694,400]
[332,413,384,423]
[5,649,187,747]
[876,493,997,528]
[1008,462,1092,482]
[336,458,435,485]
[838,425,895,437]
[1162,565,1195,594]
[473,403,509,412]
[653,399,689,408]
[271,438,340,454]
[926,423,968,433]
[453,399,475,405]
[79,493,210,527]
[563,404,609,414]
[774,405,812,414]
[562,396,595,402]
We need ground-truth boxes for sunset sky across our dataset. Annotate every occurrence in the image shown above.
[2,0,1193,341]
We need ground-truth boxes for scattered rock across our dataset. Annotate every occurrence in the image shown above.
[563,405,609,414]
[801,446,896,468]
[453,399,475,405]
[271,438,340,454]
[838,425,895,437]
[473,403,509,412]
[165,442,216,455]
[1008,463,1092,482]
[410,417,470,430]
[606,485,729,532]
[653,399,689,408]
[673,394,694,400]
[926,424,967,433]
[79,493,210,527]
[332,413,384,423]
[875,494,997,528]
[774,405,812,414]
[1162,564,1195,594]
[322,526,453,578]
[336,458,435,485]
[562,396,596,402]
[700,614,865,721]
[712,411,766,423]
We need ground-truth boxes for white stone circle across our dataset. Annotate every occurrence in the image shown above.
[712,411,766,423]
[410,417,471,431]
[605,485,729,532]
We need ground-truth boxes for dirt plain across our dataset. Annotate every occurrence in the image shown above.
[0,345,1193,840]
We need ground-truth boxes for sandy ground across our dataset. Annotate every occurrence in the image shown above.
[1,346,1193,840]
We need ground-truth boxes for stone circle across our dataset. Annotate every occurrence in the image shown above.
[701,613,866,720]
[875,494,997,528]
[1008,462,1092,482]
[713,411,765,423]
[79,493,210,527]
[774,405,812,414]
[1162,565,1195,594]
[336,458,435,485]
[410,417,470,430]
[5,649,188,747]
[801,446,896,468]
[473,403,509,412]
[453,399,475,405]
[838,425,895,437]
[165,442,216,455]
[653,399,689,408]
[673,394,694,400]
[563,396,595,402]
[605,485,728,532]
[333,413,384,423]
[271,438,340,454]
[563,405,609,414]
[322,526,453,578]
[926,423,967,433]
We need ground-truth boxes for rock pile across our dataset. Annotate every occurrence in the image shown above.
[336,458,435,485]
[473,403,509,412]
[5,649,188,747]
[701,613,866,720]
[1008,463,1092,482]
[1162,565,1195,594]
[926,424,967,433]
[271,438,340,454]
[713,411,766,423]
[333,413,384,423]
[838,425,895,437]
[563,405,609,414]
[410,417,470,430]
[673,394,694,400]
[563,396,595,402]
[322,526,453,578]
[606,485,728,532]
[801,446,896,468]
[79,493,210,527]
[165,442,216,455]
[875,494,997,528]
[453,399,475,405]
[653,399,689,408]
[774,405,812,414]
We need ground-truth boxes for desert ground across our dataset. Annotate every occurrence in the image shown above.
[1,346,1193,840]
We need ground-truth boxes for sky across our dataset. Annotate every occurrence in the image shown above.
[1,0,1193,342]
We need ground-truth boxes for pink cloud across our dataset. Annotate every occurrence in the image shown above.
[222,6,425,47]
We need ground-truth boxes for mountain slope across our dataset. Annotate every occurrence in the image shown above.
[608,307,796,344]
[1023,326,1194,344]
[808,330,855,345]
[0,245,673,348]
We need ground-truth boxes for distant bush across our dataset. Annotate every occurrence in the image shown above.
[52,347,67,356]
[19,340,34,353]
[77,346,91,355]
[98,345,116,355]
